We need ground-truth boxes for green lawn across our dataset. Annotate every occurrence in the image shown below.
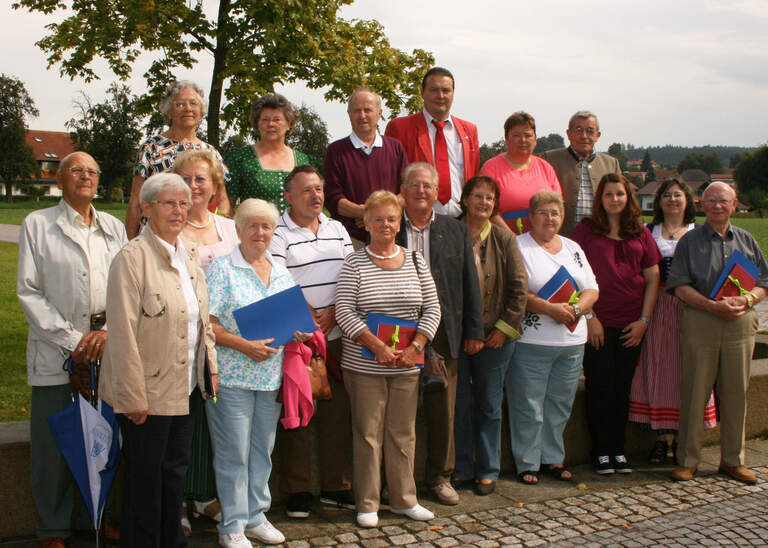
[0,242,30,422]
[0,200,127,225]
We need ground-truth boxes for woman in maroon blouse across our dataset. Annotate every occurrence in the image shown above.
[571,173,661,475]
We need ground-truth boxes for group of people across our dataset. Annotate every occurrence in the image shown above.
[18,67,768,548]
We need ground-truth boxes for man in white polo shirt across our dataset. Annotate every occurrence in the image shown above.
[269,164,355,518]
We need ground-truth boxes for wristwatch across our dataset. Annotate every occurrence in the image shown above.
[572,303,581,317]
[639,315,650,325]
[412,341,424,353]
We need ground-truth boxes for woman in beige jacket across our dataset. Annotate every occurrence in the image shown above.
[100,172,218,548]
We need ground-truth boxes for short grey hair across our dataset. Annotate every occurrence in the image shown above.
[568,110,599,131]
[160,80,208,123]
[402,162,438,186]
[703,181,737,200]
[347,88,382,112]
[139,172,192,204]
[234,198,279,230]
[249,94,299,135]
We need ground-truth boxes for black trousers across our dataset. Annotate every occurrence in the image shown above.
[583,327,641,458]
[118,391,195,548]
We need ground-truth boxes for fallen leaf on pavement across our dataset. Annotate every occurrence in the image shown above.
[576,483,588,491]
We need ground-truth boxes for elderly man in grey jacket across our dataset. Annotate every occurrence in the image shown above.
[17,151,127,547]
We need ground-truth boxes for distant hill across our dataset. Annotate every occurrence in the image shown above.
[622,145,754,167]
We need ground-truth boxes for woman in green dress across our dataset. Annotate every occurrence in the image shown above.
[225,94,313,212]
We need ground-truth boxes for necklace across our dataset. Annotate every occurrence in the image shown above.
[365,245,401,260]
[662,223,685,240]
[186,213,213,229]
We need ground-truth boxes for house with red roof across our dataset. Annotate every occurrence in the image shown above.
[16,130,77,196]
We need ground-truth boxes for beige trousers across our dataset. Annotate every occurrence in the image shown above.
[678,306,757,467]
[344,370,420,512]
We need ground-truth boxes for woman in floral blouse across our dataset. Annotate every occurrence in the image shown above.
[205,198,311,547]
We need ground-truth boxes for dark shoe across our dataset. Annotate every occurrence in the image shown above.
[286,491,312,518]
[545,465,573,482]
[613,454,633,474]
[594,455,614,475]
[474,480,496,495]
[671,441,679,465]
[719,464,758,485]
[671,466,697,482]
[450,478,475,491]
[41,538,65,548]
[517,471,539,485]
[648,439,669,465]
[319,489,355,510]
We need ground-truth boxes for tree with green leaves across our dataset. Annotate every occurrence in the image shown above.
[607,143,628,171]
[15,0,434,147]
[677,152,723,176]
[533,133,565,155]
[287,105,330,171]
[0,74,39,202]
[67,83,143,201]
[734,145,768,196]
[479,139,505,166]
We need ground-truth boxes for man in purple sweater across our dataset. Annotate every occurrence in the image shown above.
[324,89,409,247]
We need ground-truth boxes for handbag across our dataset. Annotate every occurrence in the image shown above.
[411,250,448,393]
[420,346,448,393]
[307,350,332,400]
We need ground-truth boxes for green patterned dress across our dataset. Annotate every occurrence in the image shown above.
[224,145,314,212]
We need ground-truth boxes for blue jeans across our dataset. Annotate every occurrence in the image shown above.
[506,342,584,473]
[206,385,282,535]
[454,341,515,481]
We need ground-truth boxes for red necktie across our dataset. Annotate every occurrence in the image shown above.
[432,120,452,205]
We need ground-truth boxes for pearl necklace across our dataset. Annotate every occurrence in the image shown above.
[186,212,213,229]
[365,245,401,260]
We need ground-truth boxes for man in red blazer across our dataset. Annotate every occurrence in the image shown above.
[385,67,479,218]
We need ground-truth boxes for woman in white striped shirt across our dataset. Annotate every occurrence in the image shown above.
[335,190,441,528]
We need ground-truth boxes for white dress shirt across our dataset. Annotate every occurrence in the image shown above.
[62,201,110,314]
[423,108,465,218]
[155,235,201,394]
[349,131,383,155]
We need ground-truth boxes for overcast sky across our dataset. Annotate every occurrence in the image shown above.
[3,0,767,150]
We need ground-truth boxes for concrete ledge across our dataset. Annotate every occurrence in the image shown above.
[3,361,768,541]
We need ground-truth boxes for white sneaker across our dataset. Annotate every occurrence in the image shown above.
[356,511,379,528]
[390,504,434,521]
[218,533,253,548]
[244,521,285,545]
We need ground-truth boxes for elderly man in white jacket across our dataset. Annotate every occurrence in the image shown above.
[17,151,127,547]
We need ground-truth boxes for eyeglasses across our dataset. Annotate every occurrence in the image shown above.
[151,199,192,211]
[172,100,200,109]
[702,199,733,207]
[68,166,100,177]
[571,127,597,136]
[406,181,436,190]
[259,116,286,123]
[469,193,495,202]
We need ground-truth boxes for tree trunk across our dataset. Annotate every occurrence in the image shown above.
[206,0,232,148]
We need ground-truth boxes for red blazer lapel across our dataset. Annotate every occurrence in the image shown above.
[414,114,434,164]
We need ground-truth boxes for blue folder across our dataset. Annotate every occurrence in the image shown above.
[361,313,424,367]
[232,285,316,347]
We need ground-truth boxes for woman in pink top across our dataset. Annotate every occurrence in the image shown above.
[172,149,238,535]
[480,111,561,234]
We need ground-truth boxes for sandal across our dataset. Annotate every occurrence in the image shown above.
[517,471,539,485]
[648,439,669,465]
[545,465,573,482]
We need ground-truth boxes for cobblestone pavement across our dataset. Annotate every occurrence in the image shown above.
[277,468,767,548]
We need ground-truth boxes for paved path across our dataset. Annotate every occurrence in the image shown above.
[0,223,19,244]
[4,440,768,547]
